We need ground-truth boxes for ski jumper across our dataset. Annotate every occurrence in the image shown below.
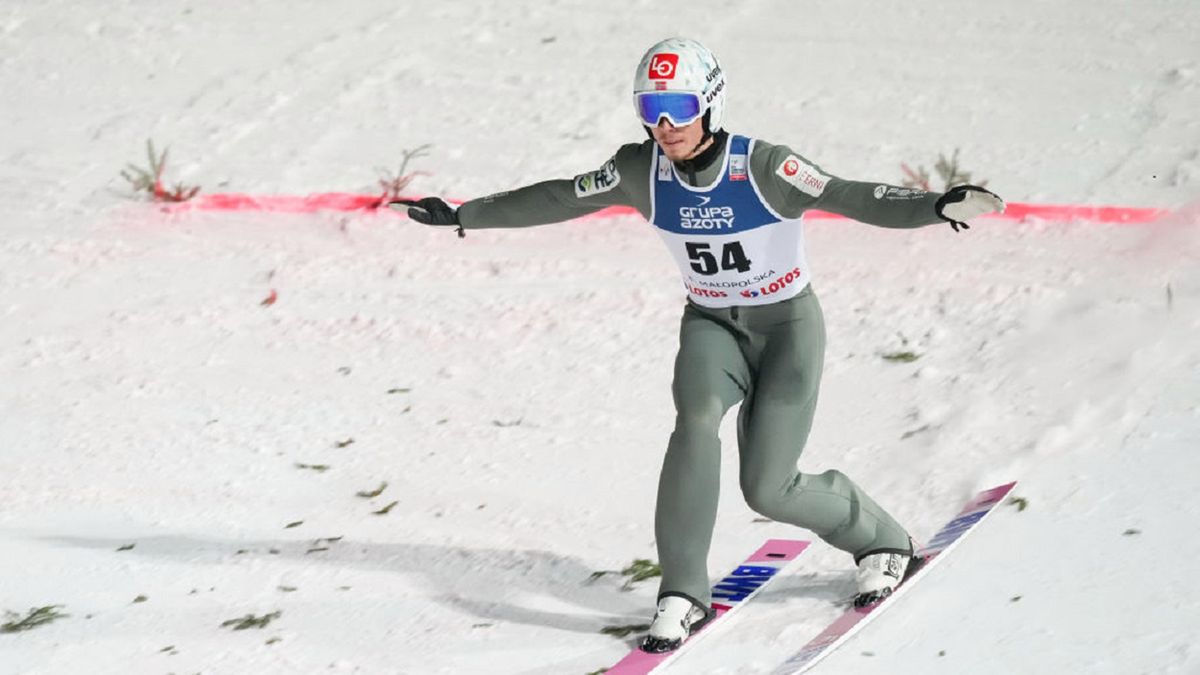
[645,136,909,604]
[456,133,935,605]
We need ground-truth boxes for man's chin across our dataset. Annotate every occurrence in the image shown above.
[659,143,690,161]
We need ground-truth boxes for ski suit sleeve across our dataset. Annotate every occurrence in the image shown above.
[456,142,653,229]
[750,141,944,229]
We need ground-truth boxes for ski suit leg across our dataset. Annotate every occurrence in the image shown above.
[735,289,912,559]
[655,303,750,605]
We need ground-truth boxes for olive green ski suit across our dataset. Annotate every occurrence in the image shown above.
[455,133,942,604]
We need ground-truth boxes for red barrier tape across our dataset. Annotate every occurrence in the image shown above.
[172,192,386,212]
[168,192,1167,224]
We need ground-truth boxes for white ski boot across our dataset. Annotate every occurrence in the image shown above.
[853,546,918,608]
[640,593,715,654]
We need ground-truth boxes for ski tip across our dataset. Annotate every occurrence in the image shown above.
[973,481,1018,506]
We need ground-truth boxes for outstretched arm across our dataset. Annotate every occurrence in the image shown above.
[393,142,653,232]
[457,177,617,229]
[750,141,1002,230]
[813,178,943,229]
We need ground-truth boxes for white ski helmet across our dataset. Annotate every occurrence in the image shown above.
[633,37,726,134]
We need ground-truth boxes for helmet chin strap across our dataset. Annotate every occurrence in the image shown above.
[686,112,710,162]
[673,111,716,158]
[693,110,714,154]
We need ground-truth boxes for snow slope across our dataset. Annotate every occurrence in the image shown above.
[2,1,1199,674]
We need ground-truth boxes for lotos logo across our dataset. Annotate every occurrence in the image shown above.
[782,159,799,177]
[649,53,679,80]
[685,283,728,299]
[741,268,803,299]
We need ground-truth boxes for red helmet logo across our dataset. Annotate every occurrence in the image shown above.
[649,53,679,80]
[783,159,800,176]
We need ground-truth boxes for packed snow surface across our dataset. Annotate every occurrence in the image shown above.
[2,1,1199,674]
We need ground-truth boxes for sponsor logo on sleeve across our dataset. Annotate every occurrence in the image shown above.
[574,157,621,198]
[873,185,929,201]
[776,155,828,197]
[648,53,679,80]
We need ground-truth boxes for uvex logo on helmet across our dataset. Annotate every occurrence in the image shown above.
[648,53,679,80]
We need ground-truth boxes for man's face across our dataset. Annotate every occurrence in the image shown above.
[650,117,708,162]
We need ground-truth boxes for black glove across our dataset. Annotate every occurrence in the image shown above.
[935,185,1005,232]
[389,197,465,237]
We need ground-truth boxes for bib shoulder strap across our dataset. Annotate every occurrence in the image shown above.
[730,134,751,157]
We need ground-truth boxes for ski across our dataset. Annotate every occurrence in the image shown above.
[606,538,812,675]
[770,481,1018,674]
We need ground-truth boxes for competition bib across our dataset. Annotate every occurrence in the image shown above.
[650,136,811,308]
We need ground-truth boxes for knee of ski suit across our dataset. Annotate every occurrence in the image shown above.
[669,397,727,448]
[741,468,852,530]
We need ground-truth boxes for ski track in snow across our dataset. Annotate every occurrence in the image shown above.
[2,1,1200,674]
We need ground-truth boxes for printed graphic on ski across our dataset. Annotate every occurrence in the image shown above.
[606,538,811,675]
[771,482,1017,675]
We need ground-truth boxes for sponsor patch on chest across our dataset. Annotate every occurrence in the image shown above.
[776,154,829,197]
[658,155,673,181]
[574,157,621,198]
[729,153,748,181]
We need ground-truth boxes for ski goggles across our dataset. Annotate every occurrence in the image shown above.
[635,91,704,127]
